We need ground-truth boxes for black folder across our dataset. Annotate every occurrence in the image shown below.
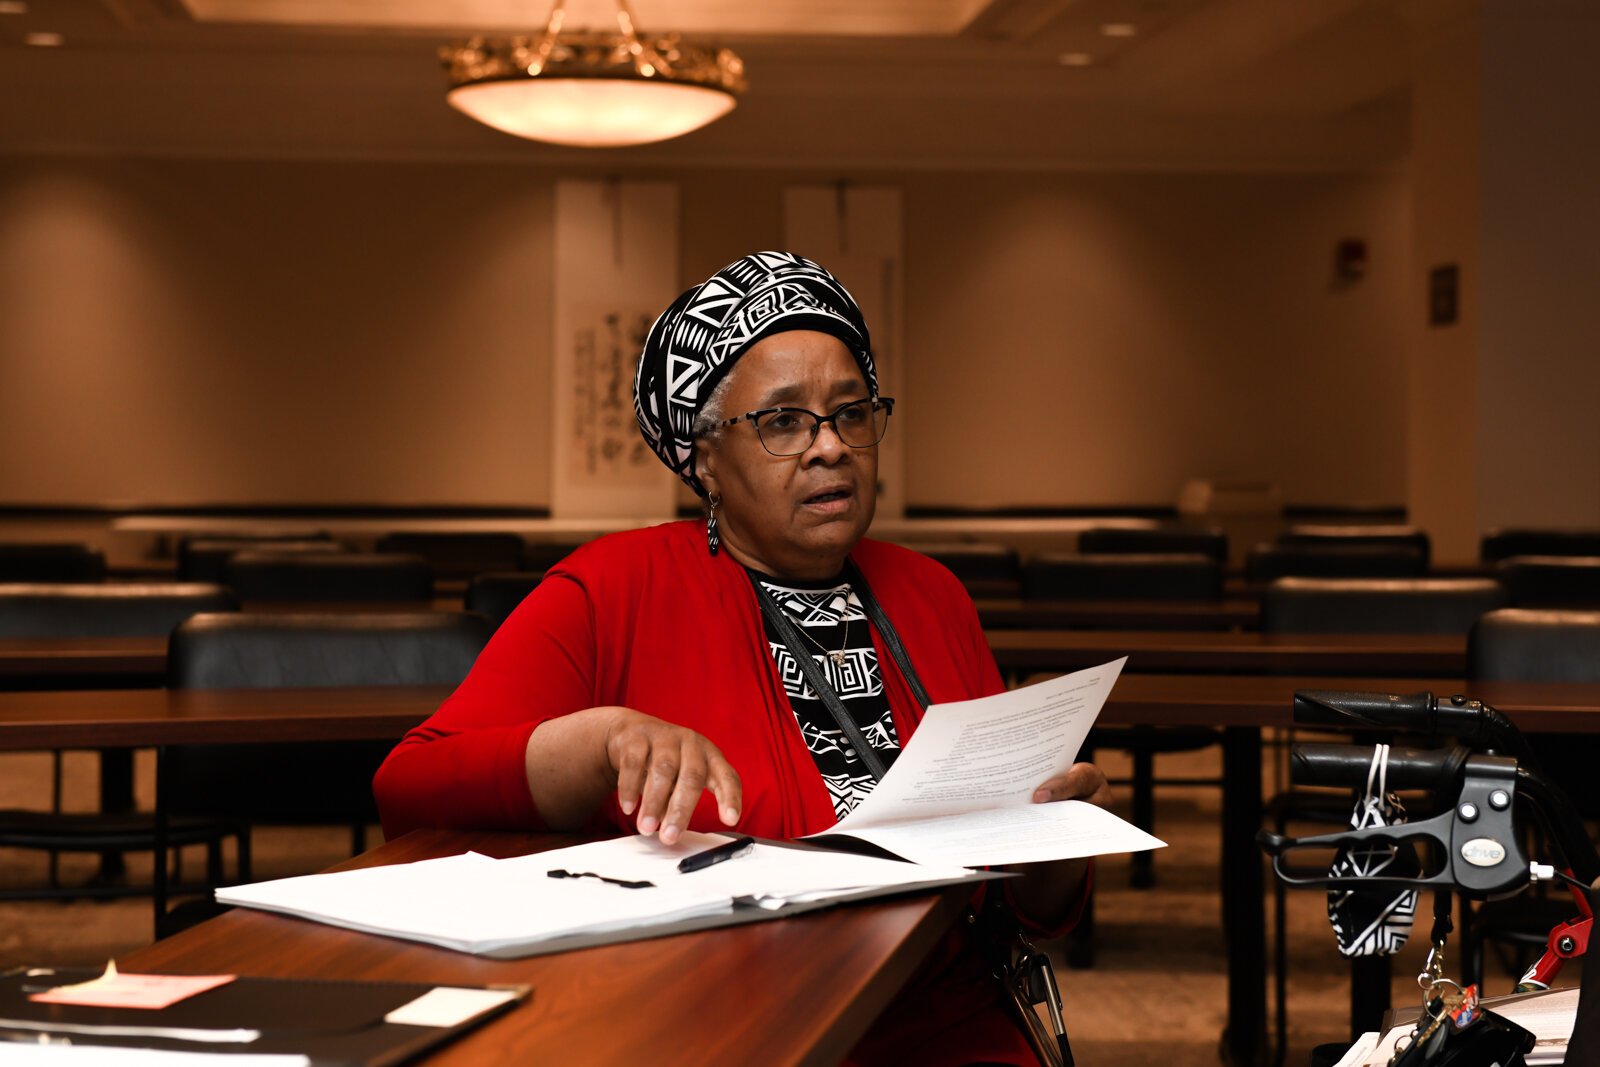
[0,966,529,1065]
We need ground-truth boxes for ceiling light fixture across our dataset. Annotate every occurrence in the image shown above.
[440,0,746,148]
[1100,22,1138,38]
[0,2,32,15]
[1058,52,1094,67]
[23,30,63,46]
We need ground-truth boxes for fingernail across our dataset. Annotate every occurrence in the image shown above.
[660,825,679,845]
[638,815,657,835]
[620,799,635,815]
[1032,789,1050,803]
[721,806,738,825]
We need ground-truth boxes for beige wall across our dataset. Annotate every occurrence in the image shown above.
[1405,2,1600,564]
[902,170,1408,507]
[0,156,1409,511]
[1406,5,1483,565]
[0,157,555,506]
[1476,4,1600,533]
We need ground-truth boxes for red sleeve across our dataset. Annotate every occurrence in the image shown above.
[372,573,599,839]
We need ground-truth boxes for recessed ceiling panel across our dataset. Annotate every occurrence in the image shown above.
[176,0,1000,37]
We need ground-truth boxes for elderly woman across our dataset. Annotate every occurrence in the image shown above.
[374,252,1110,1066]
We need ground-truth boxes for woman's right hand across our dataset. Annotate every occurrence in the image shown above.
[602,708,742,844]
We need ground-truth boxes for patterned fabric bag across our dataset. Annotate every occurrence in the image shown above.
[1327,744,1421,957]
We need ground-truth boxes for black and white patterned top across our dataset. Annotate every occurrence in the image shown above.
[752,571,900,820]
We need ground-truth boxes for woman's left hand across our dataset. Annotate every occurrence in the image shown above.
[1030,761,1112,809]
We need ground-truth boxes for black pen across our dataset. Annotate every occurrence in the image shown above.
[677,835,755,874]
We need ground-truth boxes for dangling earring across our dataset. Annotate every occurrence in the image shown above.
[706,495,722,556]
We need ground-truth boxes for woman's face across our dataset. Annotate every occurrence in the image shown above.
[697,330,879,581]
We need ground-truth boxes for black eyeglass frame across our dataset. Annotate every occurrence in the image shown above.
[711,397,896,457]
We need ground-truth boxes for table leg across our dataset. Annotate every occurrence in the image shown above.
[153,745,169,941]
[1222,726,1266,1066]
[98,747,134,880]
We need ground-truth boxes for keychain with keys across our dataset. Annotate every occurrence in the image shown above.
[1388,893,1535,1065]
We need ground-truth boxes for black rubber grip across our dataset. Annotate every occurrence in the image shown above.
[1293,690,1437,730]
[1291,742,1469,792]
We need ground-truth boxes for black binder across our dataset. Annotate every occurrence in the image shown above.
[0,967,529,1065]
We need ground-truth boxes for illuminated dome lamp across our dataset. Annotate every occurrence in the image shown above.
[440,0,747,148]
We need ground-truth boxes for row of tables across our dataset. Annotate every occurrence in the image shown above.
[1,601,1588,1066]
[0,624,1460,686]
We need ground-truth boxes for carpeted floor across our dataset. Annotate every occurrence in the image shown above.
[0,744,1559,1065]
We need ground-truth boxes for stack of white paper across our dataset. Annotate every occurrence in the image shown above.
[216,832,977,956]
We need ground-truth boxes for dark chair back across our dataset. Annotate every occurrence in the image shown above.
[0,543,107,583]
[524,542,586,572]
[1245,543,1427,583]
[374,532,527,580]
[1262,577,1506,635]
[179,538,344,583]
[1469,608,1600,820]
[1468,608,1600,683]
[0,583,237,638]
[1022,552,1222,601]
[465,571,545,630]
[1481,528,1600,564]
[1496,556,1600,609]
[904,542,1020,581]
[165,611,491,824]
[223,552,432,603]
[1278,524,1431,569]
[1077,526,1228,564]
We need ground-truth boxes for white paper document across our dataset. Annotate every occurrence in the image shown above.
[0,1052,307,1067]
[805,659,1166,866]
[216,831,980,958]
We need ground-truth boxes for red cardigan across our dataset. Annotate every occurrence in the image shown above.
[375,520,1007,840]
[374,521,1056,1066]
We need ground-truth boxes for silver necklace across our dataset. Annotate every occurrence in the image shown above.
[782,590,852,667]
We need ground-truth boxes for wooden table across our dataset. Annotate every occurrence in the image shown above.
[118,828,972,1067]
[9,678,1600,1066]
[1,627,1461,696]
[974,597,1260,631]
[0,685,449,931]
[0,635,167,687]
[0,685,449,750]
[986,629,1467,677]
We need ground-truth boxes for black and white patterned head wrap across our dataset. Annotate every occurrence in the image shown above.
[634,251,877,497]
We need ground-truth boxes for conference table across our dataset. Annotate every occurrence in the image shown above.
[0,635,167,687]
[988,629,1467,677]
[116,828,973,1067]
[9,676,1600,1064]
[0,629,1467,692]
[974,597,1260,631]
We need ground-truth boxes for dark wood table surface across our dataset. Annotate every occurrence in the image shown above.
[986,628,1467,676]
[974,597,1260,631]
[0,684,450,750]
[119,828,972,1067]
[0,635,167,683]
[1,626,1459,693]
[6,675,1599,750]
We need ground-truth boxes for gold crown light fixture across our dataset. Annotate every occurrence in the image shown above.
[440,0,747,148]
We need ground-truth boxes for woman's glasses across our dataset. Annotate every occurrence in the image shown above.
[712,397,895,457]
